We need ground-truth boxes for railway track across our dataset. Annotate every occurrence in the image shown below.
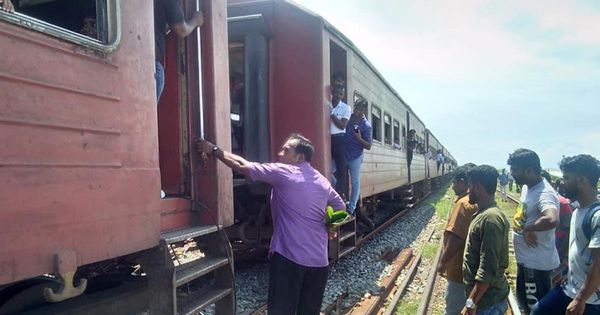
[371,189,523,315]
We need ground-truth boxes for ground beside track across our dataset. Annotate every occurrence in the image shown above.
[423,187,519,315]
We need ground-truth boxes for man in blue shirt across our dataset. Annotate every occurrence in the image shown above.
[345,99,372,226]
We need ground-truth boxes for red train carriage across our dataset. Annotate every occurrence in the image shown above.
[0,0,235,314]
[225,0,454,260]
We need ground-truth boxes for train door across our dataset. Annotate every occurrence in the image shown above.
[425,131,430,178]
[157,1,204,197]
[227,15,270,164]
[225,14,273,254]
[330,39,348,102]
[406,112,412,182]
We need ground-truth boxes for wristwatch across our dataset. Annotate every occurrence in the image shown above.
[465,298,476,309]
[211,145,220,155]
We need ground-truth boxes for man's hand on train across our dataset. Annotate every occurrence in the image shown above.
[193,11,204,28]
[0,0,15,13]
[196,138,215,155]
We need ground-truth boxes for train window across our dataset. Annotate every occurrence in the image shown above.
[0,0,120,52]
[393,120,400,149]
[383,113,392,145]
[371,105,382,142]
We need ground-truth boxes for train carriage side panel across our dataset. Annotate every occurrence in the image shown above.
[0,0,159,285]
[269,1,327,173]
[346,48,409,197]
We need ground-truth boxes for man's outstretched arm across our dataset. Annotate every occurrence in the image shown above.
[197,139,251,177]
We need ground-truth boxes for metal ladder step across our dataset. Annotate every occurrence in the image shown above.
[339,245,355,258]
[175,256,230,287]
[339,231,356,242]
[161,226,219,244]
[177,286,233,315]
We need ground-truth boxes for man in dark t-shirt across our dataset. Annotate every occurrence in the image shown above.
[154,0,204,101]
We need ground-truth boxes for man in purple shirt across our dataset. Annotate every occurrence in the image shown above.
[198,133,345,315]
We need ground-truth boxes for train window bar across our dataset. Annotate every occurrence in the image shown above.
[0,0,121,53]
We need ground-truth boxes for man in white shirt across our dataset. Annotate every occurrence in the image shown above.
[508,148,560,314]
[329,86,351,197]
[531,154,600,315]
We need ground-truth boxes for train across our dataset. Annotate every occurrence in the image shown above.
[0,0,455,314]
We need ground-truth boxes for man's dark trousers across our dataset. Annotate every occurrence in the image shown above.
[267,253,329,315]
[331,133,347,197]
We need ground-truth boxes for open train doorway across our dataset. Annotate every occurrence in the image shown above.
[226,15,273,259]
[329,40,347,102]
[156,1,205,198]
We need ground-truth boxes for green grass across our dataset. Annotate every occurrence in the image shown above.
[395,301,419,315]
[422,243,439,261]
[420,182,454,219]
[495,193,518,292]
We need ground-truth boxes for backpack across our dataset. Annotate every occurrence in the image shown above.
[582,201,600,241]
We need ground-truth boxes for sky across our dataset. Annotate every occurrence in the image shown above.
[292,0,600,170]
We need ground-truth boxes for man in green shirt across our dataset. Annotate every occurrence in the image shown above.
[462,165,510,315]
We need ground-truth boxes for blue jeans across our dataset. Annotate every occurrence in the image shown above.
[155,60,165,102]
[477,299,507,315]
[531,286,600,315]
[347,154,363,213]
[445,280,466,315]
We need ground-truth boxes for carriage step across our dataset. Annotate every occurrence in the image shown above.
[175,256,230,287]
[161,225,219,244]
[339,245,355,258]
[403,196,414,202]
[339,231,356,242]
[177,286,233,315]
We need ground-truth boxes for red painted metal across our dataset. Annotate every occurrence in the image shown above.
[269,1,328,174]
[193,0,234,227]
[158,33,185,195]
[0,0,159,285]
[0,0,233,287]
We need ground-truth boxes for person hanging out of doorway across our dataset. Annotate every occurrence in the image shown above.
[154,0,204,101]
[329,86,351,198]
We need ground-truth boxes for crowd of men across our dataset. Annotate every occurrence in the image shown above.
[437,149,600,315]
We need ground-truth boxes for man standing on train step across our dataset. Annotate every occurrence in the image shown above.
[531,154,600,315]
[436,164,478,315]
[508,148,560,313]
[345,99,373,228]
[329,86,352,197]
[154,0,204,101]
[197,134,345,315]
[462,165,510,315]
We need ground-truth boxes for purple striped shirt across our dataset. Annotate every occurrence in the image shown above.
[248,161,346,267]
